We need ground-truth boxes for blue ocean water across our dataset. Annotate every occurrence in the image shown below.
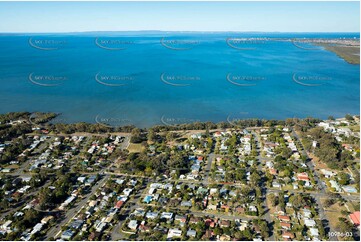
[0,32,359,127]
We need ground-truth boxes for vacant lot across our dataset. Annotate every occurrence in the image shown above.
[127,143,145,153]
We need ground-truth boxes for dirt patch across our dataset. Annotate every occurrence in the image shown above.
[127,143,145,153]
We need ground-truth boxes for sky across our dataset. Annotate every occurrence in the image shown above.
[0,1,359,33]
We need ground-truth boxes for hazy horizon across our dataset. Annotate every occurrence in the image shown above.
[1,30,360,34]
[0,2,359,33]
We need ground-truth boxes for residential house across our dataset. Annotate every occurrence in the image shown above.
[167,228,182,239]
[349,211,360,226]
[280,222,291,230]
[128,220,138,231]
[187,229,196,238]
[220,220,230,228]
[61,230,74,240]
[145,212,158,220]
[278,215,291,222]
[282,231,295,239]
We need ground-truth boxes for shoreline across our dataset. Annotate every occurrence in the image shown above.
[316,43,360,65]
[1,112,359,131]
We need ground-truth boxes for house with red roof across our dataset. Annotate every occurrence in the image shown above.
[280,222,291,230]
[297,172,310,181]
[114,200,124,209]
[205,218,216,228]
[349,211,360,226]
[278,215,291,222]
[214,131,222,138]
[282,231,295,239]
[269,168,278,175]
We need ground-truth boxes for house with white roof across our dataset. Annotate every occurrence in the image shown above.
[167,228,182,238]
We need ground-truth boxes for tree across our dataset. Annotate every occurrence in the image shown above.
[345,114,354,121]
[205,126,210,137]
[250,171,261,186]
[206,137,213,150]
[355,172,360,192]
[213,227,223,236]
[324,198,335,207]
[338,172,349,185]
[316,220,326,239]
[131,128,142,143]
[306,127,342,169]
[290,194,305,209]
[147,128,156,142]
[253,219,270,238]
[278,192,286,210]
[268,193,278,207]
[166,132,176,142]
[337,218,353,235]
[341,210,350,216]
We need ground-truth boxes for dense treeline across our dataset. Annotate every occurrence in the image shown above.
[0,112,325,134]
[151,119,288,132]
[37,170,79,210]
[0,124,32,143]
[285,117,322,132]
[0,112,34,142]
[119,148,192,176]
[29,112,57,124]
[0,112,30,124]
[0,137,31,164]
[301,127,349,170]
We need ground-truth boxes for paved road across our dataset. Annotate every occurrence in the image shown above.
[291,129,337,241]
[194,211,253,221]
[45,175,109,240]
[8,137,54,177]
[291,130,327,193]
[119,135,131,150]
[0,178,53,220]
[203,153,215,184]
[267,188,359,202]
[251,130,275,241]
[143,201,254,222]
[110,179,150,240]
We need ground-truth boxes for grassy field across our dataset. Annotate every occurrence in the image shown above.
[320,198,351,235]
[349,124,360,133]
[318,44,360,65]
[127,143,145,153]
[4,164,19,169]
